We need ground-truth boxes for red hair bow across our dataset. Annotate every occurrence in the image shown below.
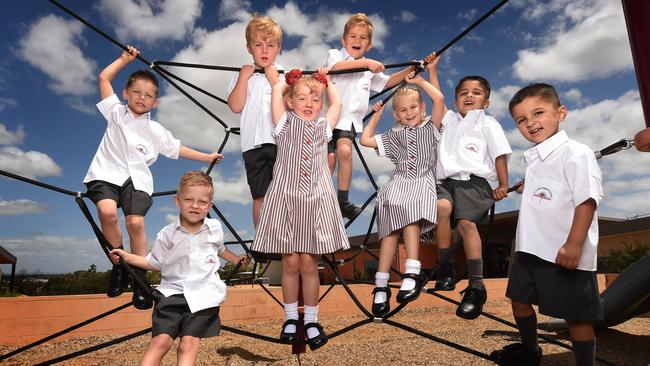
[313,72,328,88]
[285,69,303,85]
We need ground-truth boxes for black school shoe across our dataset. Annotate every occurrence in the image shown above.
[371,286,391,317]
[489,343,542,366]
[340,201,363,220]
[132,268,153,310]
[433,276,456,291]
[279,319,299,342]
[396,272,426,304]
[106,264,129,298]
[456,286,487,319]
[304,322,328,351]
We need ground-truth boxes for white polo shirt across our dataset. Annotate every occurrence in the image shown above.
[437,109,512,183]
[147,217,227,313]
[83,94,180,195]
[516,130,603,271]
[326,48,389,133]
[227,64,284,152]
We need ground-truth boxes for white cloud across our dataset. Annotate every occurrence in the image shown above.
[395,10,417,23]
[458,8,478,21]
[563,88,587,106]
[0,197,48,216]
[97,0,202,44]
[513,0,632,82]
[17,15,96,97]
[488,84,521,120]
[155,4,389,153]
[218,0,252,22]
[0,124,25,145]
[164,213,176,224]
[211,166,251,205]
[0,146,63,179]
[0,235,110,274]
[0,98,17,112]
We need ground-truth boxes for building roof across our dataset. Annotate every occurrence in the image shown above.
[0,245,16,265]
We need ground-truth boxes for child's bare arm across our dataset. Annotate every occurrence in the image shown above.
[555,198,597,270]
[110,248,158,271]
[425,52,448,120]
[321,68,341,128]
[492,155,509,201]
[329,58,385,74]
[98,45,139,100]
[179,146,224,164]
[271,77,288,125]
[219,249,250,267]
[227,65,255,113]
[385,64,417,89]
[359,102,383,148]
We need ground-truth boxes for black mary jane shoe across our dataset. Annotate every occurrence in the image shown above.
[304,322,328,351]
[280,319,299,342]
[489,342,542,366]
[371,286,391,317]
[396,272,425,304]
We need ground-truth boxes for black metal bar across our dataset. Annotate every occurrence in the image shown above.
[0,169,79,197]
[33,327,151,366]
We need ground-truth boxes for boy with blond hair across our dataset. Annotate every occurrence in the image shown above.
[85,46,222,310]
[112,170,248,365]
[228,15,283,227]
[326,13,418,219]
[490,83,603,366]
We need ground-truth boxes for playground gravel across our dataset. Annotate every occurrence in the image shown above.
[1,298,648,365]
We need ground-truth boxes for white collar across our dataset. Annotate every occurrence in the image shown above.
[391,116,432,131]
[524,130,569,163]
[339,47,356,61]
[174,216,214,234]
[455,109,485,123]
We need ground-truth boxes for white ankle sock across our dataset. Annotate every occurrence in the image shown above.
[303,305,320,339]
[283,302,299,333]
[374,271,390,303]
[400,259,421,291]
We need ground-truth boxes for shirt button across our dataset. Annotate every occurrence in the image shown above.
[303,172,309,177]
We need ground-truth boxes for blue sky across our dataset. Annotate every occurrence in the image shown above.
[1,0,649,274]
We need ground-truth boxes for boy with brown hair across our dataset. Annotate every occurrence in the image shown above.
[228,15,283,227]
[490,83,603,366]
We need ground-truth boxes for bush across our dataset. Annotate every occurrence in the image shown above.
[601,241,650,273]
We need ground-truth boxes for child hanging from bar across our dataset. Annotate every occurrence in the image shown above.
[251,67,350,350]
[360,54,445,317]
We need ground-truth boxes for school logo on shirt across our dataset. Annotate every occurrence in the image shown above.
[135,144,147,155]
[464,143,479,153]
[533,187,552,202]
[205,255,217,264]
[362,83,370,92]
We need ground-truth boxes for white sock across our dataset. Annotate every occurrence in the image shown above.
[283,302,299,334]
[374,271,390,304]
[400,259,421,291]
[303,305,320,339]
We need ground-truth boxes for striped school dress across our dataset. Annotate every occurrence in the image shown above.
[252,112,350,254]
[374,117,439,239]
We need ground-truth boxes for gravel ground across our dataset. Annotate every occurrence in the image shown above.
[1,299,648,365]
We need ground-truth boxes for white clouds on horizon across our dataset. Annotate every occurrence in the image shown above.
[0,124,25,145]
[97,0,202,45]
[0,197,48,216]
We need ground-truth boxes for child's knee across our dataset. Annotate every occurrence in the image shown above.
[125,215,145,233]
[282,255,301,275]
[177,336,200,354]
[149,334,173,351]
[336,142,353,161]
[98,206,119,224]
[437,200,452,218]
[456,219,477,236]
[511,301,534,317]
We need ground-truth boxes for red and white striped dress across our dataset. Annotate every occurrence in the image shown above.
[252,112,350,254]
[374,117,439,239]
